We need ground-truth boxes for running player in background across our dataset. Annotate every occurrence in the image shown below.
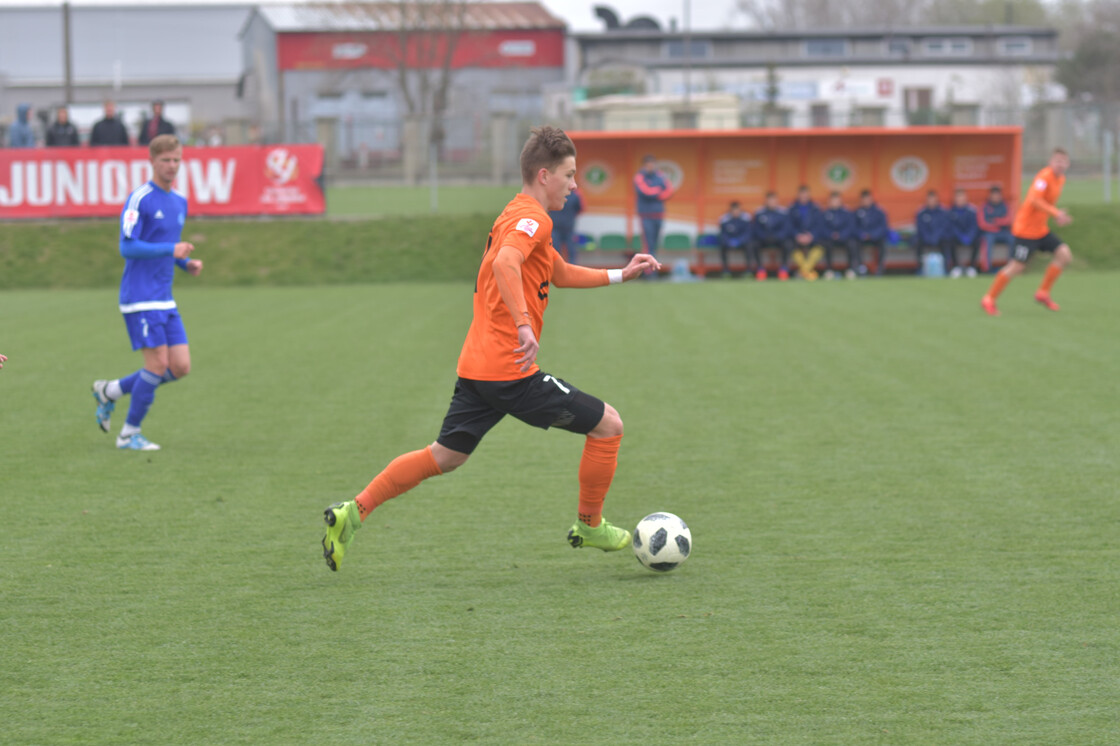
[322,126,660,572]
[982,148,1072,316]
[91,134,202,450]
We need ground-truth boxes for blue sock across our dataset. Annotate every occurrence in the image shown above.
[119,369,143,396]
[125,369,162,428]
[161,369,177,384]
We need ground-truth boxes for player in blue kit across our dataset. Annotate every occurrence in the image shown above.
[90,135,201,451]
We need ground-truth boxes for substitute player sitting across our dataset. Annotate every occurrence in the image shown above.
[322,126,660,571]
[91,134,202,450]
[982,148,1072,316]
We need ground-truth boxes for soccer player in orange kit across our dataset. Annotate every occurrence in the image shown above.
[981,148,1073,316]
[321,126,661,571]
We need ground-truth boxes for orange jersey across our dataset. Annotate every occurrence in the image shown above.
[1012,166,1064,239]
[457,193,555,381]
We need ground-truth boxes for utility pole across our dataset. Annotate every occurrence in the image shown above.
[62,1,73,104]
[683,0,692,109]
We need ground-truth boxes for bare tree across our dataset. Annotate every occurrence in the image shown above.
[734,0,1054,29]
[735,0,932,29]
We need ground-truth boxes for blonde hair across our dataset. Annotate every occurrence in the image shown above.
[149,134,181,158]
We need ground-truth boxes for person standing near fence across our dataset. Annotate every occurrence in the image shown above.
[138,100,175,146]
[548,186,583,264]
[981,148,1072,316]
[633,155,675,263]
[90,101,131,146]
[45,106,80,147]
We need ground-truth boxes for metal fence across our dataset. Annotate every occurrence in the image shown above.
[275,101,1120,184]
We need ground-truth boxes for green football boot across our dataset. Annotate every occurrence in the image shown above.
[567,517,631,552]
[322,500,362,571]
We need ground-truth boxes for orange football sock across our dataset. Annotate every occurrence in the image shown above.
[1038,264,1062,294]
[986,271,1011,300]
[355,446,442,520]
[577,434,622,527]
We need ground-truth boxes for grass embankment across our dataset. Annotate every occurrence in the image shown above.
[1,204,1117,289]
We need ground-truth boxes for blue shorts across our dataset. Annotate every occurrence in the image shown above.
[123,309,188,350]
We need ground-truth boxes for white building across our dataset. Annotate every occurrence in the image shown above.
[569,25,1065,129]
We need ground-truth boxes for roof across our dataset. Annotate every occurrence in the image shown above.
[573,25,1058,41]
[252,2,565,33]
[0,4,250,84]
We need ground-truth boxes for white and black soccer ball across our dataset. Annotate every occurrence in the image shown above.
[632,512,691,572]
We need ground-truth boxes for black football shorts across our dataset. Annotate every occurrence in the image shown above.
[436,371,606,454]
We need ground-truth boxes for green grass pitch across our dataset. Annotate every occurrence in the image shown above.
[1,274,1117,744]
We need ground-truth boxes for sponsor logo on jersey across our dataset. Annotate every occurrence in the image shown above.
[516,218,539,237]
[154,209,164,219]
[123,209,140,236]
[1034,178,1047,190]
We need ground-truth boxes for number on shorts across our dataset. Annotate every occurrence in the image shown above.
[1014,243,1031,262]
[542,375,571,394]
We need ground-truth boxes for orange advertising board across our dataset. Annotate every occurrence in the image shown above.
[570,127,1021,237]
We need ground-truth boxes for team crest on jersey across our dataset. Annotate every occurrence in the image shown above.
[516,218,539,237]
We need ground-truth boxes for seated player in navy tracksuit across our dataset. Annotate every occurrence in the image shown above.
[788,185,826,280]
[718,201,752,276]
[947,188,982,277]
[854,189,889,275]
[821,191,862,278]
[751,191,792,280]
[913,190,951,274]
[978,185,1014,273]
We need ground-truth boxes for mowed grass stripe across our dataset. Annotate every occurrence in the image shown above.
[0,274,1117,744]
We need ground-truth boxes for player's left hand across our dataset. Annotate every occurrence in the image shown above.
[0,353,7,370]
[186,259,203,276]
[622,253,661,281]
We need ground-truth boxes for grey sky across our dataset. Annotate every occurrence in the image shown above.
[0,0,744,32]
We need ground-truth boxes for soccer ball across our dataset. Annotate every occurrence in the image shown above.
[632,512,691,572]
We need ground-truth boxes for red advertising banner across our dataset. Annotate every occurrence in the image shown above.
[277,29,565,70]
[0,145,326,219]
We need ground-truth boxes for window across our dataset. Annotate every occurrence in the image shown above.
[998,37,1033,56]
[664,40,711,59]
[805,39,847,58]
[923,37,973,56]
[886,38,911,57]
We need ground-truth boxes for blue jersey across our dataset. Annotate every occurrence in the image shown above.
[718,211,752,247]
[118,181,189,313]
[948,203,980,243]
[915,205,949,244]
[821,207,854,241]
[854,203,889,242]
[788,200,824,240]
[752,206,790,242]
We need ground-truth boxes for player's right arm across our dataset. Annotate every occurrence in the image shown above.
[491,245,537,371]
[119,197,193,259]
[1025,174,1070,224]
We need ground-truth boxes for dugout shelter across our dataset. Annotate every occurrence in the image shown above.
[568,126,1022,272]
